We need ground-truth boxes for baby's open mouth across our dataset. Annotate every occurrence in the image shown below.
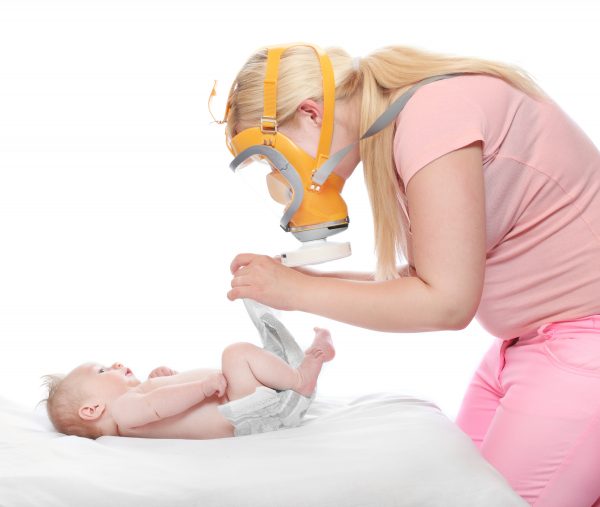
[125,368,132,376]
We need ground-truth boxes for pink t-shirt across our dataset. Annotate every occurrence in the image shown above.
[393,74,600,340]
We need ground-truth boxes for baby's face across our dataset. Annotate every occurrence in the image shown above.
[69,362,142,401]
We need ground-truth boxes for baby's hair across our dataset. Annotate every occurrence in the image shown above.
[40,373,103,439]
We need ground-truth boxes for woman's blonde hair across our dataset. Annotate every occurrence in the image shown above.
[224,44,548,280]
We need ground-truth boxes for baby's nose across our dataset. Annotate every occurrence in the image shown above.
[112,362,124,369]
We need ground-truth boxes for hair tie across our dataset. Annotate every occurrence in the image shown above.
[352,56,361,71]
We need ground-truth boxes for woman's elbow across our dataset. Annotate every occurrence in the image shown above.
[444,297,477,331]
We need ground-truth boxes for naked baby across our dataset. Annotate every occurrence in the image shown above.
[42,327,334,440]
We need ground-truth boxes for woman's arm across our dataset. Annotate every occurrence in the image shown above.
[291,144,485,332]
[230,256,458,333]
[229,144,485,334]
[293,264,416,281]
[295,275,460,333]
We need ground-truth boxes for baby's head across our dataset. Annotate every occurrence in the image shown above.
[41,362,140,439]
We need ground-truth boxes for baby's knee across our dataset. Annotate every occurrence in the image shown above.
[221,342,258,364]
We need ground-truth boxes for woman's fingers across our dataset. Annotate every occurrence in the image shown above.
[227,253,303,309]
[230,253,259,274]
[230,253,277,274]
[230,273,252,288]
[229,255,260,300]
[227,286,255,301]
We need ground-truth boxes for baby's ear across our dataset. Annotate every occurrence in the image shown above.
[78,402,106,421]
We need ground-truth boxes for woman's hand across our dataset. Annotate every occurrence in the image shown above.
[228,253,310,310]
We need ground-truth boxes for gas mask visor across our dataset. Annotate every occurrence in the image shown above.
[229,144,304,234]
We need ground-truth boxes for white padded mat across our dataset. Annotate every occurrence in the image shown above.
[0,392,527,507]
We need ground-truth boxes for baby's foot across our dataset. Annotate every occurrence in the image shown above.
[304,327,335,361]
[294,327,335,396]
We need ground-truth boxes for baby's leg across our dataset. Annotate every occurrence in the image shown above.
[221,327,335,401]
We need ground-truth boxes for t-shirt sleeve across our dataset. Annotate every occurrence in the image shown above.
[393,80,486,189]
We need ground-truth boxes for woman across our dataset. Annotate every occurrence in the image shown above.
[221,43,600,506]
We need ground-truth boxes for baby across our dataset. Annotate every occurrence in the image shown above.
[41,327,334,440]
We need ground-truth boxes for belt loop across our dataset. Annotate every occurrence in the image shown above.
[497,337,519,385]
[497,339,511,384]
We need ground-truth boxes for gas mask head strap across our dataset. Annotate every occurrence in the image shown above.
[261,44,336,170]
[311,72,472,185]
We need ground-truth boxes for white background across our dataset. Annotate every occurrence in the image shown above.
[1,0,599,421]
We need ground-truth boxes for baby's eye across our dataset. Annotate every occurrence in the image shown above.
[98,367,105,374]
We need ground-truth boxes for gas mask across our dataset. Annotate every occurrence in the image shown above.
[211,42,468,267]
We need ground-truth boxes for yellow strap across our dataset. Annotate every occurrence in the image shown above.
[263,46,285,121]
[262,43,335,167]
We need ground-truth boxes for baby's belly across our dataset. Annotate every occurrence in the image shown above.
[119,395,235,440]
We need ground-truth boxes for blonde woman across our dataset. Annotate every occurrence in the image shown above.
[222,44,600,506]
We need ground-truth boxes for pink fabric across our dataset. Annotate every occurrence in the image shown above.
[455,314,600,506]
[393,74,600,340]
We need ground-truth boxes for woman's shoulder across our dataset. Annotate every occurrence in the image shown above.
[403,73,522,115]
[392,74,512,185]
[394,73,527,139]
[418,73,520,96]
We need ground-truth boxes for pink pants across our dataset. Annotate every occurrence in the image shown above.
[455,314,600,506]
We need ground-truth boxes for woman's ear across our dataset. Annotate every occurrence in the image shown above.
[297,99,323,128]
[78,402,106,421]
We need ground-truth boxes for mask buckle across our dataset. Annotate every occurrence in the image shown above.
[260,116,278,134]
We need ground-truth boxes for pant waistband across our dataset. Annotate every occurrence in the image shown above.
[513,313,600,342]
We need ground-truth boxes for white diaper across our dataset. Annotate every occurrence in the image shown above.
[217,299,315,437]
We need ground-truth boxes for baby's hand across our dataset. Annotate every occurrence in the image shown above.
[201,372,228,398]
[148,366,178,378]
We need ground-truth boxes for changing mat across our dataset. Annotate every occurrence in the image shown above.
[0,392,527,507]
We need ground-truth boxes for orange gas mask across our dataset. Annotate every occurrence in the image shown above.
[211,42,468,266]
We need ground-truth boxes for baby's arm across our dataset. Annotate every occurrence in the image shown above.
[112,373,227,429]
